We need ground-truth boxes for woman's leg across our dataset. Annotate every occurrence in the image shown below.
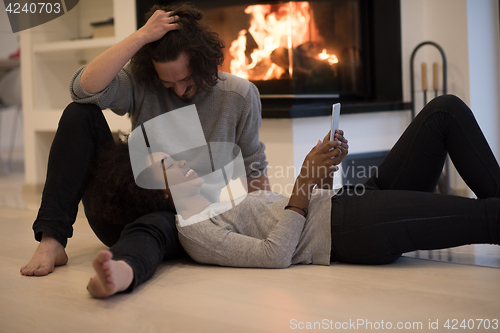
[87,211,185,297]
[330,188,500,265]
[365,95,500,198]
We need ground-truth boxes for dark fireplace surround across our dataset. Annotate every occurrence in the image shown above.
[137,0,408,118]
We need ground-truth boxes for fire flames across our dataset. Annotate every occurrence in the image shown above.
[318,49,339,65]
[229,1,338,81]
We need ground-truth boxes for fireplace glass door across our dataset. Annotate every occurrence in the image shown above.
[203,0,369,98]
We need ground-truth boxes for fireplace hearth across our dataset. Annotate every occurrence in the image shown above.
[137,0,408,117]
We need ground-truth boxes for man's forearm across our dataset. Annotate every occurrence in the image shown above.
[80,9,179,94]
[80,33,147,94]
[247,173,271,192]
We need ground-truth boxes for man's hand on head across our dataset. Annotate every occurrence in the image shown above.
[138,10,180,44]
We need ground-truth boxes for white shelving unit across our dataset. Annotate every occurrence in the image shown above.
[20,0,136,187]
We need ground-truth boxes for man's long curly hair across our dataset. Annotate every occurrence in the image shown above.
[84,140,176,226]
[130,3,225,90]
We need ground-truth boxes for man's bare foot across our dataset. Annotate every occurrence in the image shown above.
[87,250,134,299]
[20,233,68,276]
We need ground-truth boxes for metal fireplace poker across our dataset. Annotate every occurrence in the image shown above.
[410,41,450,195]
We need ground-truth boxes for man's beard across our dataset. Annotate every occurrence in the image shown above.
[179,85,198,102]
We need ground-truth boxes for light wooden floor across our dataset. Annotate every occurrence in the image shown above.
[1,152,500,332]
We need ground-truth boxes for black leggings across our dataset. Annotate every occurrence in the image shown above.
[33,103,184,290]
[330,95,500,264]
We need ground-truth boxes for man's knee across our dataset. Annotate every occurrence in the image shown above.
[59,102,103,126]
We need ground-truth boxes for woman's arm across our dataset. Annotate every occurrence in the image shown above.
[177,137,343,268]
[331,129,349,166]
[287,133,344,212]
[178,208,307,268]
[80,10,179,94]
[317,129,349,190]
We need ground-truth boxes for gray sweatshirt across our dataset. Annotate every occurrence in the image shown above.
[69,65,267,177]
[176,189,334,268]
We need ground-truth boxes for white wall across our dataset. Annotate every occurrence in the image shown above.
[467,0,500,159]
[0,4,19,59]
[0,1,23,151]
[422,0,470,101]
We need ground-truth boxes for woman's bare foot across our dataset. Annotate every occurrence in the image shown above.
[20,233,68,276]
[87,250,134,299]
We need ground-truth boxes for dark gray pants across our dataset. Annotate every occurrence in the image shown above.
[33,102,184,291]
[330,95,500,264]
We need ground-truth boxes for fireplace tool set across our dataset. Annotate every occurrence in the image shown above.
[410,41,450,195]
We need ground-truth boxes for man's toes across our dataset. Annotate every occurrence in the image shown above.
[93,251,112,271]
[102,260,111,271]
[21,265,36,276]
[97,250,113,263]
[33,263,52,276]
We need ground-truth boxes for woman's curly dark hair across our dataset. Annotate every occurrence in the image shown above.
[130,3,225,90]
[84,140,176,226]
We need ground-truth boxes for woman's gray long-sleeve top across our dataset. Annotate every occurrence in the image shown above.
[176,189,334,268]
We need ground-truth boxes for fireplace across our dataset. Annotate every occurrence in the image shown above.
[210,1,369,99]
[137,0,405,116]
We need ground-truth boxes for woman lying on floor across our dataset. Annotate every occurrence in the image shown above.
[85,95,500,298]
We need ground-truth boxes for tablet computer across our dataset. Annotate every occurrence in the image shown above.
[330,103,341,141]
